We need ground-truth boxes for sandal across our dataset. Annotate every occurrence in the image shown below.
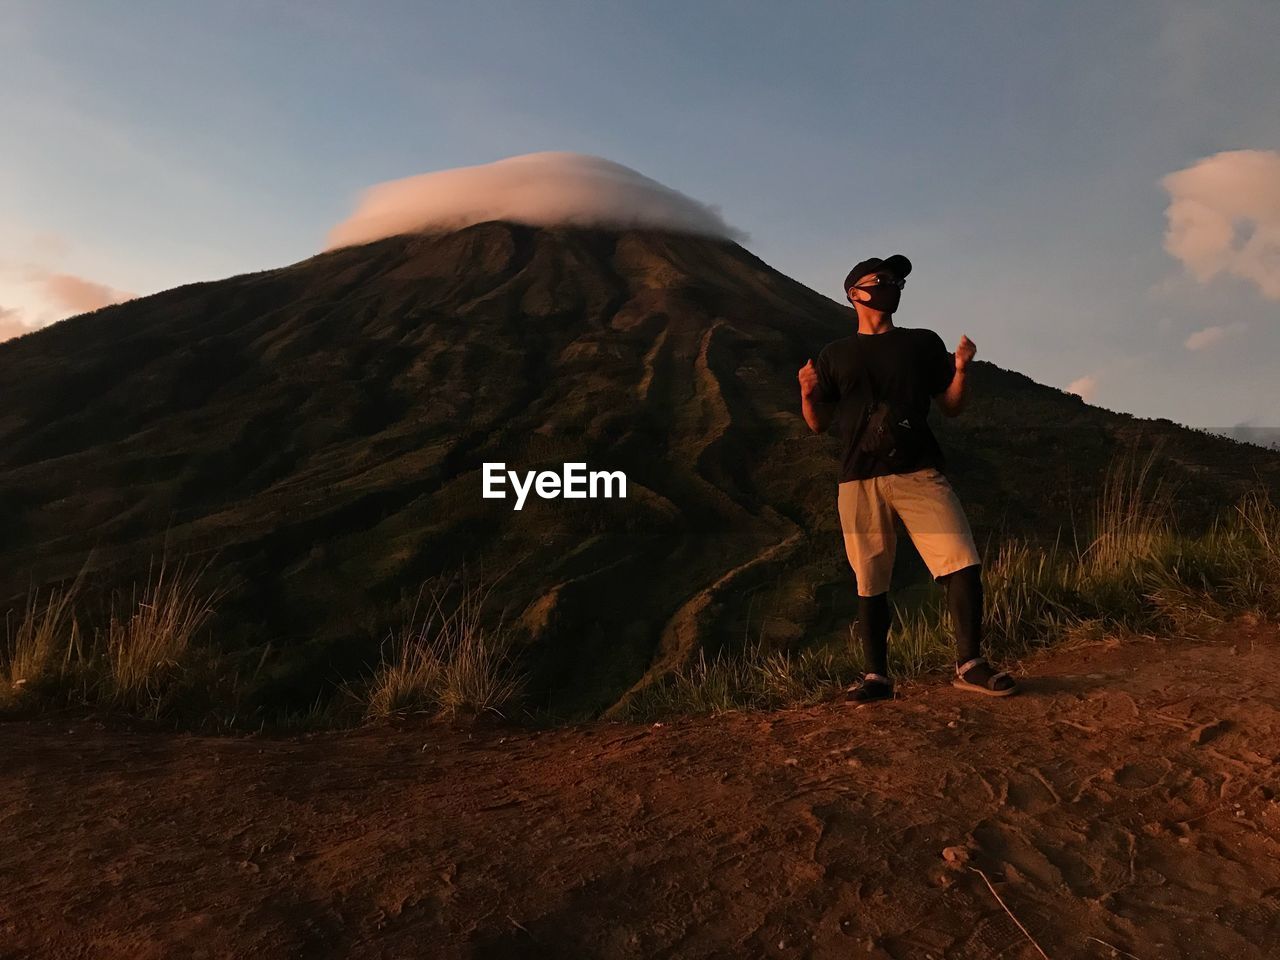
[952,657,1017,697]
[846,672,894,703]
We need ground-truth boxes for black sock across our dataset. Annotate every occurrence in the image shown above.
[857,591,891,677]
[945,563,983,663]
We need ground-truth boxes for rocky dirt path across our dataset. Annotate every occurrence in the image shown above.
[3,617,1279,959]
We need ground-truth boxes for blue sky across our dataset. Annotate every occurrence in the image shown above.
[3,0,1278,430]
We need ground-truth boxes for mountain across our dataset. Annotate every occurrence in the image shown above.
[1209,426,1280,451]
[2,220,1278,717]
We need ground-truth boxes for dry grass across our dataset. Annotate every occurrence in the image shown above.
[99,557,226,718]
[1236,487,1280,559]
[623,445,1280,722]
[2,565,91,709]
[1,556,227,721]
[365,622,445,719]
[363,574,524,721]
[7,446,1280,730]
[1082,444,1174,578]
[3,583,81,691]
[4,556,524,729]
[623,639,848,722]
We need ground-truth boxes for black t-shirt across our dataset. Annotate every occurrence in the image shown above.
[814,326,956,482]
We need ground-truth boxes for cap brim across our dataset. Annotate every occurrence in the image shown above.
[846,254,913,291]
[882,254,912,278]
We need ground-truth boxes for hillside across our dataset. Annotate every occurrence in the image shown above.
[2,221,1278,717]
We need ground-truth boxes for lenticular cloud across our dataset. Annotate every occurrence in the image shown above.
[324,152,746,250]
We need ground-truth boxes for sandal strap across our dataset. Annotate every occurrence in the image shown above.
[956,658,1015,689]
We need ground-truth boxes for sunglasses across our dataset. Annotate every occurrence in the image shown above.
[854,273,906,290]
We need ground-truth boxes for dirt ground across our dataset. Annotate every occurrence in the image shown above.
[3,618,1279,960]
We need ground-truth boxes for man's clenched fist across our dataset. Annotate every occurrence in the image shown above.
[955,335,976,371]
[798,358,821,398]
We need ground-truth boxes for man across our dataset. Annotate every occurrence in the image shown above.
[797,254,1017,701]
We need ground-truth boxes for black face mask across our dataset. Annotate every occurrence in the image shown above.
[852,284,901,313]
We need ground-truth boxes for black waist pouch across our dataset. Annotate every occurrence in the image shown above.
[855,399,921,470]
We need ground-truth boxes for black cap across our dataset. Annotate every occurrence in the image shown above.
[844,254,912,294]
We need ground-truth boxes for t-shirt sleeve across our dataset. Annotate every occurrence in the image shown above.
[814,345,841,403]
[925,331,956,395]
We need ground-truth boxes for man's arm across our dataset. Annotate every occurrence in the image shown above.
[798,358,835,433]
[934,334,976,417]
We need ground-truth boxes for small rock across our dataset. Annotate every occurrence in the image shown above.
[942,846,969,865]
[947,720,958,729]
[1191,720,1230,745]
[783,757,799,767]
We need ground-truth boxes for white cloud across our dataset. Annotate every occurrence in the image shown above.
[1185,326,1224,351]
[1161,149,1280,301]
[1184,321,1246,351]
[325,151,746,250]
[0,256,135,341]
[1066,375,1098,401]
[24,267,134,314]
[0,306,32,344]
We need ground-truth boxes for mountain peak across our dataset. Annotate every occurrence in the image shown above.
[324,153,747,251]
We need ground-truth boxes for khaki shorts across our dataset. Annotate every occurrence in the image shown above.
[837,466,981,597]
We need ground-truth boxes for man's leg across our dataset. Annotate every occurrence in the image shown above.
[890,468,1016,694]
[838,477,897,698]
[857,590,892,676]
[940,563,982,663]
[945,563,1013,693]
